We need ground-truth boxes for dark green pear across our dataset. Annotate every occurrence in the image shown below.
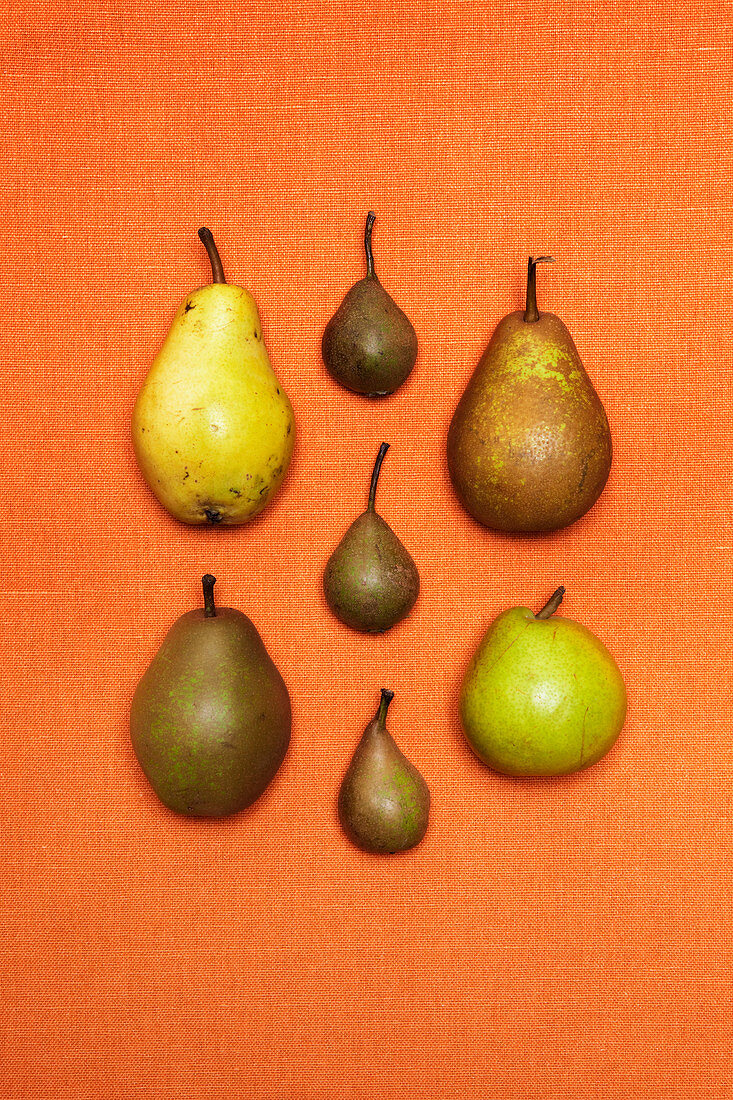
[447,257,612,533]
[130,575,291,818]
[322,211,418,396]
[338,689,430,854]
[323,443,419,633]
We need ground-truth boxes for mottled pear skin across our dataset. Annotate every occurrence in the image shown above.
[323,511,419,633]
[323,277,418,396]
[461,605,626,776]
[447,311,611,532]
[131,607,291,817]
[338,697,430,854]
[132,283,295,525]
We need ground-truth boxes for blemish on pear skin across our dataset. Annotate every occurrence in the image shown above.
[184,301,195,313]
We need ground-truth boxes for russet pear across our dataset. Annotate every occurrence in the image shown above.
[447,257,612,533]
[132,228,295,525]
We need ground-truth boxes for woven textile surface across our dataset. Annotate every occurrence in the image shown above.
[2,3,731,1097]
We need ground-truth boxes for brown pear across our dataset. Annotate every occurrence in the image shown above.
[338,689,430,854]
[447,257,612,533]
[130,575,291,817]
[323,443,419,633]
[322,212,418,396]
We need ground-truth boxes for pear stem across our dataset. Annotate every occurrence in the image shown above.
[198,227,226,284]
[377,688,395,724]
[524,255,554,323]
[365,211,377,278]
[202,574,217,617]
[535,585,565,620]
[368,442,390,512]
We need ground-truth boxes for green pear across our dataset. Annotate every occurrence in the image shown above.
[132,228,295,525]
[460,587,626,776]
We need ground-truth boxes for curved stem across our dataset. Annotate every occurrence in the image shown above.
[524,255,554,323]
[377,688,395,724]
[364,211,377,278]
[368,442,390,512]
[202,574,217,617]
[535,585,565,620]
[198,227,226,284]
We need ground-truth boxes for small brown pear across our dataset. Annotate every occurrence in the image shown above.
[323,443,419,633]
[322,212,418,396]
[447,257,612,533]
[338,689,430,854]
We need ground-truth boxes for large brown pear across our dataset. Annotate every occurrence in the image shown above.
[130,575,291,817]
[447,257,612,533]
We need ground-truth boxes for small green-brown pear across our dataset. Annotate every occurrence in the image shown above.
[322,212,417,396]
[338,689,430,854]
[323,443,419,633]
[130,575,291,817]
[447,257,611,533]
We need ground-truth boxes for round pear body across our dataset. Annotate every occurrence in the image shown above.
[322,276,418,397]
[132,280,295,525]
[338,693,430,854]
[460,604,626,776]
[130,605,291,816]
[447,309,612,533]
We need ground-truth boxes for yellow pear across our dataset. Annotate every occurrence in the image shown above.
[132,228,295,525]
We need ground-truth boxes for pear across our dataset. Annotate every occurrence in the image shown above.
[323,442,419,633]
[130,575,291,817]
[460,586,627,776]
[338,689,430,854]
[132,228,295,525]
[447,257,612,533]
[322,211,418,396]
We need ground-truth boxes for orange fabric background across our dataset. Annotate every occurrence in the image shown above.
[2,3,731,1097]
